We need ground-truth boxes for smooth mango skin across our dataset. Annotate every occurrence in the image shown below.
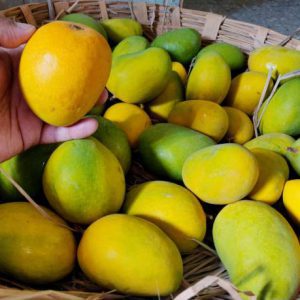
[285,138,300,176]
[43,138,125,224]
[172,61,187,84]
[92,116,131,173]
[78,214,183,296]
[283,180,300,226]
[259,78,300,136]
[248,45,300,77]
[112,35,149,59]
[168,100,228,142]
[213,200,300,300]
[0,202,76,284]
[124,181,206,253]
[223,107,254,144]
[138,123,215,181]
[182,144,259,205]
[101,18,142,44]
[186,51,231,104]
[147,71,184,121]
[196,42,246,71]
[248,148,289,205]
[225,71,274,115]
[244,133,295,156]
[107,47,172,104]
[151,28,201,65]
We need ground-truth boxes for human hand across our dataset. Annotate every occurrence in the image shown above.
[0,18,107,163]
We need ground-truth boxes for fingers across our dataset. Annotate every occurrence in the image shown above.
[40,118,99,144]
[0,17,35,48]
[96,89,109,105]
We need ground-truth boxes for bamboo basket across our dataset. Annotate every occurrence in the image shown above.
[0,1,300,299]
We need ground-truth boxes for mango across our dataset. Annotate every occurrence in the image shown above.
[138,123,215,181]
[172,61,187,84]
[101,18,142,44]
[283,180,300,226]
[248,45,300,77]
[168,100,229,142]
[223,107,253,144]
[147,71,184,121]
[92,116,131,173]
[225,71,274,115]
[43,138,125,224]
[259,78,300,136]
[112,35,149,59]
[78,214,183,296]
[197,42,245,71]
[285,138,300,176]
[104,103,151,148]
[107,47,172,104]
[151,28,201,65]
[182,144,259,205]
[244,133,295,156]
[213,200,300,300]
[124,181,206,253]
[0,202,76,284]
[248,148,289,205]
[186,52,231,104]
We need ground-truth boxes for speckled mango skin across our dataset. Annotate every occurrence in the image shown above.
[182,143,259,204]
[213,200,300,300]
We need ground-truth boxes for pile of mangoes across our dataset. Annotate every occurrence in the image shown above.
[0,13,300,300]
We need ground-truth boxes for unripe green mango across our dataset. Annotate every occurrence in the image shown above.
[285,138,300,176]
[107,47,172,104]
[259,78,300,136]
[186,51,231,104]
[213,200,300,300]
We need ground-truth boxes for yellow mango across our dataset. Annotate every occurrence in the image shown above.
[225,71,273,115]
[223,107,254,144]
[168,100,228,142]
[186,51,231,104]
[147,71,184,120]
[172,61,187,84]
[107,47,172,104]
[283,180,300,226]
[248,148,289,205]
[182,143,259,205]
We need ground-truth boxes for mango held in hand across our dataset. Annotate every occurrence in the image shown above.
[124,181,206,253]
[0,202,76,284]
[19,21,111,126]
[259,78,300,136]
[107,47,172,104]
[182,144,259,204]
[213,200,300,300]
[78,214,183,296]
[43,138,125,224]
[186,52,231,103]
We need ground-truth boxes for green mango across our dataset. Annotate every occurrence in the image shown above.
[151,28,201,65]
[147,71,184,120]
[101,18,142,44]
[138,123,215,181]
[186,51,231,104]
[213,200,300,300]
[93,116,131,173]
[197,42,246,71]
[107,47,172,104]
[285,138,300,176]
[112,35,149,59]
[244,133,295,156]
[60,13,107,39]
[259,78,300,136]
[0,144,57,202]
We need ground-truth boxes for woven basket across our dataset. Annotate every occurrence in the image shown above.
[0,1,300,299]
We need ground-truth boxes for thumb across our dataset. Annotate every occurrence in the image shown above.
[0,17,35,48]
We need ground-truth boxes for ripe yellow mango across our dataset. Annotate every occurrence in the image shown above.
[186,51,231,104]
[168,100,229,142]
[124,181,206,253]
[283,180,300,226]
[248,148,289,205]
[172,61,187,84]
[182,144,259,205]
[213,200,300,300]
[107,47,172,104]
